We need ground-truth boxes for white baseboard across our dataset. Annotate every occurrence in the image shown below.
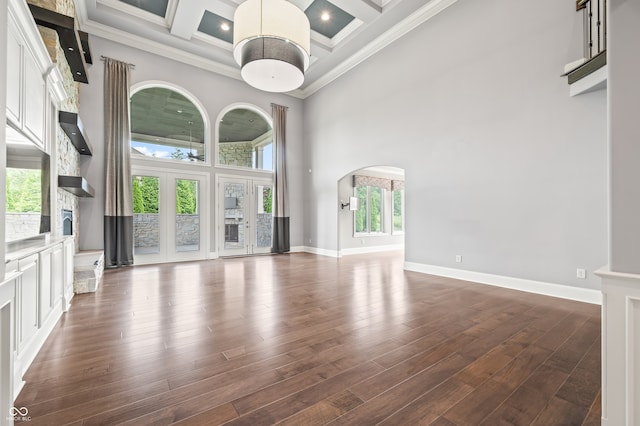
[299,246,339,258]
[340,244,404,256]
[404,262,602,305]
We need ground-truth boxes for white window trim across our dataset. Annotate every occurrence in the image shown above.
[391,188,405,236]
[354,185,388,237]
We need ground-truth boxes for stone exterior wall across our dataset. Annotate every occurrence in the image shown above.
[28,0,75,17]
[29,0,82,253]
[134,214,159,249]
[133,214,200,249]
[176,215,200,247]
[219,142,253,168]
[5,213,41,242]
[256,213,272,248]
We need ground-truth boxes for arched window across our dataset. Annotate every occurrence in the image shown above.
[216,104,273,171]
[130,83,208,163]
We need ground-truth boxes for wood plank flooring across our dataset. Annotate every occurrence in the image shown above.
[15,252,601,425]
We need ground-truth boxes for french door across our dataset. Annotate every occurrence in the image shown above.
[132,167,208,264]
[217,176,273,257]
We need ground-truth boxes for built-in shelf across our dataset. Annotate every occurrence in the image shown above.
[28,4,91,84]
[58,175,95,198]
[59,111,92,155]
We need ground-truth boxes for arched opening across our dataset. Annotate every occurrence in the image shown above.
[129,82,209,163]
[216,103,273,171]
[337,166,405,257]
[128,82,210,264]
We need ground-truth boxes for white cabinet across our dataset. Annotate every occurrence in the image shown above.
[6,0,50,149]
[17,254,38,353]
[63,238,74,311]
[38,246,53,326]
[52,243,64,310]
[9,239,74,401]
[23,50,45,145]
[0,273,18,423]
[6,16,22,126]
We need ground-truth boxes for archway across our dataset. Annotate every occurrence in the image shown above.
[337,166,405,257]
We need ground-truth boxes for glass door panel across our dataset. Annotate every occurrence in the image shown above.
[132,168,207,265]
[222,180,247,255]
[175,178,200,252]
[254,183,273,254]
[133,175,160,255]
[218,176,273,257]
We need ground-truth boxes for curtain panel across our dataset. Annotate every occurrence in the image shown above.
[271,104,290,253]
[104,58,134,267]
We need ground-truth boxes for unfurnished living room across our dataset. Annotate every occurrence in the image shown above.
[1,0,638,425]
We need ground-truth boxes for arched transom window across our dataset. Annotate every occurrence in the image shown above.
[130,85,207,163]
[217,105,273,171]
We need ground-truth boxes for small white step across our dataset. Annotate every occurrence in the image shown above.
[73,250,104,293]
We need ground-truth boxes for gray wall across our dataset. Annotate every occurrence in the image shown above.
[609,0,640,274]
[303,0,607,289]
[78,36,305,253]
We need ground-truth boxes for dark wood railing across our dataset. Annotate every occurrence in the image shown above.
[577,0,606,59]
[568,0,607,84]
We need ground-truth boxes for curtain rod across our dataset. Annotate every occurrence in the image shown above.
[270,103,288,110]
[100,55,136,69]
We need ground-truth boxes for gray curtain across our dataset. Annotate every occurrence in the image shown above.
[271,104,290,253]
[104,58,133,267]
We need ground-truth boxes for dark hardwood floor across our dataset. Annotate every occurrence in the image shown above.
[15,252,601,425]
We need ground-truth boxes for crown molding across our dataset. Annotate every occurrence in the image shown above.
[299,0,458,98]
[80,19,242,80]
[75,0,457,100]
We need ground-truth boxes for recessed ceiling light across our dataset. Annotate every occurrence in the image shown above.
[221,22,230,31]
[321,11,330,21]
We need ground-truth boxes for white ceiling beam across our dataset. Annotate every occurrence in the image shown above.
[171,0,237,40]
[289,0,314,12]
[329,0,381,23]
[170,0,207,39]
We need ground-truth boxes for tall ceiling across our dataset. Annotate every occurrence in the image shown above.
[75,0,457,98]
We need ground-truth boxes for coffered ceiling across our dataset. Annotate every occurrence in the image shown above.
[74,0,457,97]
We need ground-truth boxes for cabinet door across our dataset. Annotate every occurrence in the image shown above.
[6,18,22,126]
[63,239,75,311]
[39,247,53,325]
[18,255,39,350]
[52,244,64,308]
[23,50,45,146]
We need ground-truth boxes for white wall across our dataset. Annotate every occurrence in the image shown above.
[303,0,607,289]
[78,36,305,253]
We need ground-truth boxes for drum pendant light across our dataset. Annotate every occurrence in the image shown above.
[233,0,311,92]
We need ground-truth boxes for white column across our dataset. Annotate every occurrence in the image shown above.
[601,0,640,424]
[255,146,264,169]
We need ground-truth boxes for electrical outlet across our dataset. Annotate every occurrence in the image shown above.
[576,268,586,279]
[455,255,462,263]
